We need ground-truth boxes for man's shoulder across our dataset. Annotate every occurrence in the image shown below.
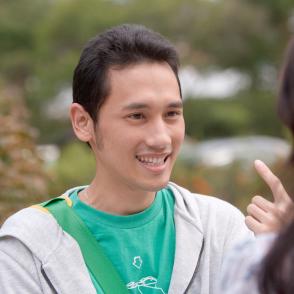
[0,205,62,260]
[0,185,85,240]
[168,181,244,219]
[168,181,253,245]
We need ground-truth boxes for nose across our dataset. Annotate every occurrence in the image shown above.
[145,118,171,150]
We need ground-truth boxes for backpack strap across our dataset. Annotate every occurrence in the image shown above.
[37,196,128,294]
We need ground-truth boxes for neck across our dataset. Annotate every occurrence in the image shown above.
[78,176,156,215]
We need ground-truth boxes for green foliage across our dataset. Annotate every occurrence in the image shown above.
[1,0,293,216]
[172,158,285,213]
[172,156,294,214]
[48,142,96,195]
[0,0,291,143]
[0,86,48,224]
[184,98,250,139]
[248,0,294,23]
[184,90,284,140]
[0,0,50,84]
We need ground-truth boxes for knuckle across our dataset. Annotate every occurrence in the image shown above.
[252,195,262,204]
[272,177,281,190]
[246,204,255,214]
[271,207,280,216]
[245,215,251,222]
[245,215,253,224]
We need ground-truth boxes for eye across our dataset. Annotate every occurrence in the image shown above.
[166,110,182,118]
[127,113,145,120]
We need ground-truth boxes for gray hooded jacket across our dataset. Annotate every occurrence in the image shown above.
[0,182,252,293]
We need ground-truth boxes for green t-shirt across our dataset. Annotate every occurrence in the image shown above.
[70,187,176,294]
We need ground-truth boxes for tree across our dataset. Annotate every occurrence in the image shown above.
[0,0,292,143]
[0,85,48,224]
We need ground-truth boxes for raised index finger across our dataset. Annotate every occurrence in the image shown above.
[254,159,290,204]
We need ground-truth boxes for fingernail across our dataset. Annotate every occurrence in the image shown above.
[255,159,263,166]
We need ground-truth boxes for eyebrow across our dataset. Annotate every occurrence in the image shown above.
[167,101,183,108]
[122,100,183,111]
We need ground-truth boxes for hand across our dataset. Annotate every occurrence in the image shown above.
[245,160,294,234]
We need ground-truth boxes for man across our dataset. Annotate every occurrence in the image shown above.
[0,24,252,293]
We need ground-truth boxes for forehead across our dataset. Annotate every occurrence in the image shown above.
[104,62,181,109]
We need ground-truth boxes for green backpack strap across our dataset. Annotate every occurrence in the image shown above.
[37,196,128,294]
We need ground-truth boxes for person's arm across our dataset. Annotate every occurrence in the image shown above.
[218,233,276,294]
[246,160,294,234]
[0,236,44,293]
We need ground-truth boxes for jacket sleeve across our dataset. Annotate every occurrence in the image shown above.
[223,204,254,251]
[0,236,45,293]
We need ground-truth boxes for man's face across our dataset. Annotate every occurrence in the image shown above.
[91,62,185,193]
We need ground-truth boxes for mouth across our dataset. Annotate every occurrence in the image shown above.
[135,154,170,168]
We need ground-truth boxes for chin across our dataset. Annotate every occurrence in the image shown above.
[141,177,170,192]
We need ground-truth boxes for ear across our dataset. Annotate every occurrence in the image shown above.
[70,103,94,142]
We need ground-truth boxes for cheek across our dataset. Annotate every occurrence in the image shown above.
[104,128,138,153]
[173,122,185,145]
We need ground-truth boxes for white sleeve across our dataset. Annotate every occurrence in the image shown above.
[218,233,276,294]
[224,203,255,251]
[0,236,45,294]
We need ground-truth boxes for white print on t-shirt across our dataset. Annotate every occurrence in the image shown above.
[127,276,165,294]
[133,256,143,269]
[128,256,165,293]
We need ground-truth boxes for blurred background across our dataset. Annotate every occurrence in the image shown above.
[1,0,294,224]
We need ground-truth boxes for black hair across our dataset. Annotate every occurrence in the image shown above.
[258,220,294,294]
[258,39,294,291]
[278,38,294,163]
[73,24,181,122]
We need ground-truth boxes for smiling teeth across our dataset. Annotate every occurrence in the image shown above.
[137,156,165,165]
